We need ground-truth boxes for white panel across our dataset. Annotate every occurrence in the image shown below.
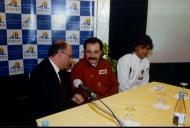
[147,0,190,62]
[94,0,110,44]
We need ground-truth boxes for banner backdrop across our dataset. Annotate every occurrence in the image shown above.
[0,0,94,76]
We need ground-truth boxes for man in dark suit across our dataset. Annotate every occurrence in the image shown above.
[30,40,84,119]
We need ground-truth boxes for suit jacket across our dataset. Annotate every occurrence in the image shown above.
[30,58,75,118]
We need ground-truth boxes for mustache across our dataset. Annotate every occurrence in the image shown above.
[88,57,97,60]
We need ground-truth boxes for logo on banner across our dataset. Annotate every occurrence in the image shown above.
[37,0,51,15]
[37,31,51,44]
[66,31,79,44]
[23,45,37,59]
[0,13,6,29]
[0,46,8,61]
[9,60,24,75]
[22,15,36,30]
[5,0,21,13]
[80,17,93,31]
[7,30,22,45]
[66,0,80,16]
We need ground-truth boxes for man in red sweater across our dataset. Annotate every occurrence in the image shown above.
[71,37,119,104]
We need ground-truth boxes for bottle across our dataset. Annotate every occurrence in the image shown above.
[173,91,187,126]
[179,82,188,96]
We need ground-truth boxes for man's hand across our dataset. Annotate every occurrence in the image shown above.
[71,93,84,104]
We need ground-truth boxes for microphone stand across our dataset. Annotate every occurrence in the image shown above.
[90,96,125,127]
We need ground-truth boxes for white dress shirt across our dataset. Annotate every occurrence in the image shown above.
[49,58,61,83]
[117,53,150,92]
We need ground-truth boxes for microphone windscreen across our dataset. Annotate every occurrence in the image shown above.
[73,79,82,88]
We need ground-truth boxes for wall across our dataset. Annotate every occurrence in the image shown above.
[94,0,110,44]
[147,0,190,63]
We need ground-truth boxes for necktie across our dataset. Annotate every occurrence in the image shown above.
[58,71,62,84]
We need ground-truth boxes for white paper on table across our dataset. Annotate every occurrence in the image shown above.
[153,102,171,110]
[173,94,189,100]
[123,119,141,126]
[150,85,165,92]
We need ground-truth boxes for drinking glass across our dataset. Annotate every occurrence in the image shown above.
[123,104,136,122]
[156,86,167,106]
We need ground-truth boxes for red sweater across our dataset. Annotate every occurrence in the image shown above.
[71,58,119,102]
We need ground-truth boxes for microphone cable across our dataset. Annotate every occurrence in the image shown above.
[73,79,124,126]
[91,98,125,127]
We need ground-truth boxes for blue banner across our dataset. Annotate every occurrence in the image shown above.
[0,0,94,76]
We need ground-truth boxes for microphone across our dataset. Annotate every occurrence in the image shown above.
[73,79,97,100]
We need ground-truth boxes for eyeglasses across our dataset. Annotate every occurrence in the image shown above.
[62,51,72,58]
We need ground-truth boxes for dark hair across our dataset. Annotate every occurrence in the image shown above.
[48,40,67,57]
[83,37,103,51]
[132,35,153,51]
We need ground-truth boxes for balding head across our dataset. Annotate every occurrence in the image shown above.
[48,40,68,57]
[49,40,73,70]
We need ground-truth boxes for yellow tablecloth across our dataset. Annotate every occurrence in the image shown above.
[36,82,190,126]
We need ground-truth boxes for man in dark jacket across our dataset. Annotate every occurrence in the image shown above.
[30,40,83,119]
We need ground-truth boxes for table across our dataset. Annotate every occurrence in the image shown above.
[36,82,190,126]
